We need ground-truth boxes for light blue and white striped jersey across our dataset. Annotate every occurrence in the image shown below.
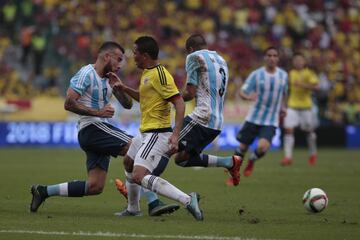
[242,66,288,127]
[69,64,113,130]
[185,49,229,130]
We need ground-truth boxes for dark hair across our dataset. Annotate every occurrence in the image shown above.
[134,36,159,60]
[264,46,279,55]
[293,52,305,58]
[186,33,207,52]
[98,41,124,54]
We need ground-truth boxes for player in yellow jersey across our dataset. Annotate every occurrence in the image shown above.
[282,53,319,166]
[108,36,203,220]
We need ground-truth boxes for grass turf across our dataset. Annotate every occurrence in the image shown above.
[0,148,359,240]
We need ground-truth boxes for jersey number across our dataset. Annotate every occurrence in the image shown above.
[218,68,226,97]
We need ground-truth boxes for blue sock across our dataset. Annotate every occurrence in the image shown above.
[206,154,232,168]
[47,181,87,197]
[249,150,265,162]
[141,188,158,204]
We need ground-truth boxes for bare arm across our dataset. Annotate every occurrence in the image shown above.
[168,95,185,154]
[239,89,257,101]
[108,72,140,102]
[294,81,319,91]
[181,84,197,102]
[64,88,115,118]
[112,87,133,109]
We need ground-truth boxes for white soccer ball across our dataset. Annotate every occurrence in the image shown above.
[303,188,328,213]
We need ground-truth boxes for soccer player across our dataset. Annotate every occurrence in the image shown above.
[29,41,176,216]
[233,47,288,179]
[174,33,242,185]
[109,36,203,220]
[281,53,319,166]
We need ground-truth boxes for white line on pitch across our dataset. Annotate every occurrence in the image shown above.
[0,229,279,240]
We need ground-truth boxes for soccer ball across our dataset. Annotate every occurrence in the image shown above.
[303,188,328,213]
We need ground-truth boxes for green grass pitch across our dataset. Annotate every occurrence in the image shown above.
[0,148,359,240]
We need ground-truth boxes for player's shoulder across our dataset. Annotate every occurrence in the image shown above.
[276,67,287,74]
[77,64,94,76]
[151,64,173,85]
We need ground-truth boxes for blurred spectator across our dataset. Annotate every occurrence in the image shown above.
[0,0,359,124]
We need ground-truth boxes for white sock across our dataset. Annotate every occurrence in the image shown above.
[141,175,190,206]
[307,132,317,156]
[284,134,294,159]
[125,171,140,212]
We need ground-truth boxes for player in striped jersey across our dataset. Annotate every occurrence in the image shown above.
[29,42,134,212]
[110,36,203,220]
[174,34,242,185]
[233,47,288,179]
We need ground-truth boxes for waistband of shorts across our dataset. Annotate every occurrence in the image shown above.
[142,127,173,133]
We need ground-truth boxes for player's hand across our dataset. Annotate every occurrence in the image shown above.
[244,92,258,101]
[107,72,125,90]
[98,104,115,118]
[168,133,179,154]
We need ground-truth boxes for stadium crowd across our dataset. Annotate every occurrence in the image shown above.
[0,0,360,124]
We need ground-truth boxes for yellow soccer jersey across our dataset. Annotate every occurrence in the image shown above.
[288,68,319,109]
[139,65,180,132]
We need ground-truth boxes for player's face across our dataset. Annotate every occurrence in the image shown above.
[104,48,123,75]
[133,44,145,69]
[293,55,306,70]
[264,49,279,68]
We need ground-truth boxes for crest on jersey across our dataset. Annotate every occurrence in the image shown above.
[144,77,150,84]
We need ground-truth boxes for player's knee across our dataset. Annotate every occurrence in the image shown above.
[123,155,134,173]
[174,151,189,167]
[131,173,143,185]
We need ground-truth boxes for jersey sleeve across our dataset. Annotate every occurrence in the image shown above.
[69,68,91,95]
[185,54,201,86]
[308,70,319,85]
[241,71,257,94]
[152,66,179,100]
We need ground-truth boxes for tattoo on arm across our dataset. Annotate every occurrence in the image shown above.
[64,97,99,116]
[112,88,133,109]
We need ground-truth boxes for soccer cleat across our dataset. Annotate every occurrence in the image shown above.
[115,179,128,200]
[148,200,180,216]
[243,160,255,177]
[114,209,142,217]
[30,185,46,213]
[226,155,242,186]
[281,157,293,166]
[308,154,317,166]
[186,192,203,221]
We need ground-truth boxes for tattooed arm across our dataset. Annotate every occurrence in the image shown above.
[64,88,115,118]
[112,87,133,109]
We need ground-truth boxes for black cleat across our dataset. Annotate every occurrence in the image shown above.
[30,185,46,213]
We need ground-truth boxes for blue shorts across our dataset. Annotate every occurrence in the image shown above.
[178,116,220,154]
[236,121,276,145]
[78,122,132,172]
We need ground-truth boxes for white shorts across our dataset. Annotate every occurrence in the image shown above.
[284,108,316,131]
[127,131,172,173]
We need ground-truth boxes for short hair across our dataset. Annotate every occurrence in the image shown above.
[264,46,279,55]
[293,52,305,58]
[186,34,207,52]
[98,41,124,54]
[134,36,159,60]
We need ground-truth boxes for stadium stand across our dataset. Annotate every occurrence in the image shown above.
[0,0,359,123]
